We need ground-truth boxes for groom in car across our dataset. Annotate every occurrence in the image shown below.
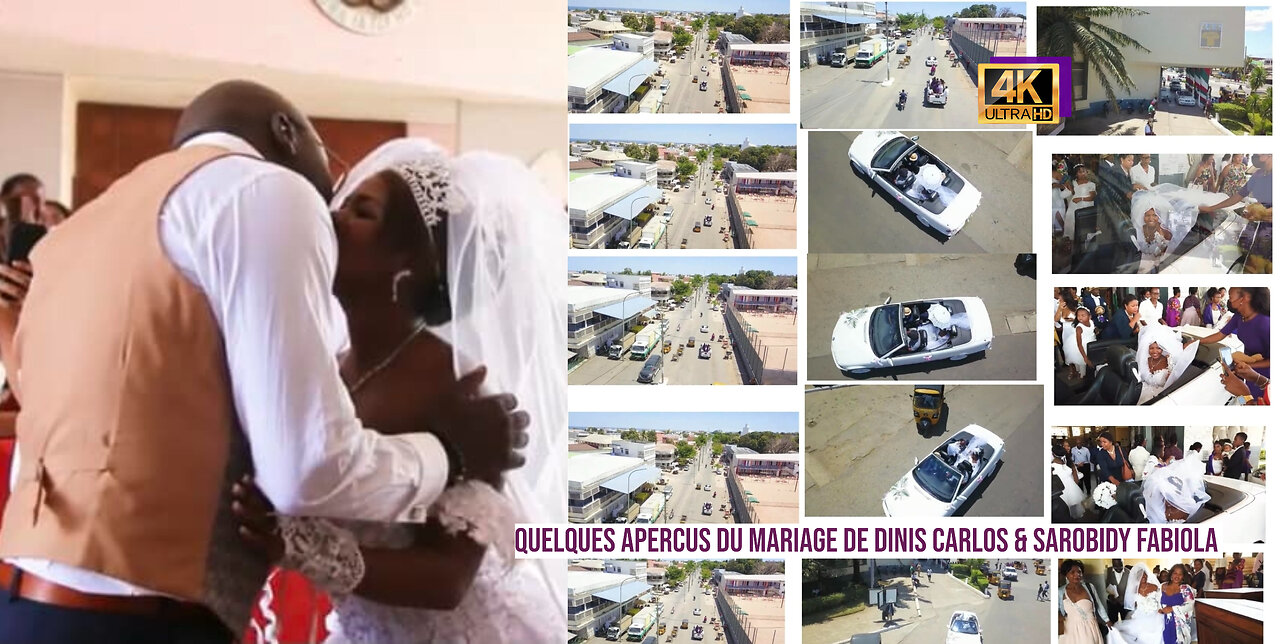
[0,80,528,644]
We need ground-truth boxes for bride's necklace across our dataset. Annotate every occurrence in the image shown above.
[350,320,429,394]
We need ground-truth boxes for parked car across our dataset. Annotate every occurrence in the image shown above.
[882,424,1005,517]
[660,79,671,92]
[847,130,983,237]
[830,296,993,374]
[945,610,983,644]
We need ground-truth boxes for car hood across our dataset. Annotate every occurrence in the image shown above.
[882,471,948,517]
[946,632,982,644]
[934,180,983,235]
[831,307,883,370]
[848,130,903,168]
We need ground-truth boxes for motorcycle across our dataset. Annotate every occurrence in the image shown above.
[929,64,936,77]
[897,90,908,111]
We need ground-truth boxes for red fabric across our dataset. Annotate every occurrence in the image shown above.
[243,569,333,644]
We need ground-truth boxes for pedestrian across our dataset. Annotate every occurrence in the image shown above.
[927,568,932,582]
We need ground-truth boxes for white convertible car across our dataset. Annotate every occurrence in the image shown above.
[945,610,983,644]
[831,296,993,374]
[848,131,982,237]
[883,424,1005,517]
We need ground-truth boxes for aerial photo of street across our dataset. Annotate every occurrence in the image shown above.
[800,3,1028,129]
[569,123,797,251]
[569,558,786,643]
[805,384,1044,518]
[802,559,1051,643]
[568,411,799,526]
[568,2,791,114]
[807,254,1037,381]
[569,256,799,386]
[807,130,1032,254]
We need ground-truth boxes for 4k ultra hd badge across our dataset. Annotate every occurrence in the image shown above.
[979,62,1060,124]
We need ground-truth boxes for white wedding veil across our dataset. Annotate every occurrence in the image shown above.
[1135,323,1199,403]
[332,139,566,613]
[1143,456,1211,523]
[1123,563,1149,611]
[445,150,567,605]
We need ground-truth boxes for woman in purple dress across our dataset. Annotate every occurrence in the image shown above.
[1158,564,1195,644]
[1195,287,1269,397]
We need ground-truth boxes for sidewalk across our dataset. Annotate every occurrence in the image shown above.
[801,576,927,644]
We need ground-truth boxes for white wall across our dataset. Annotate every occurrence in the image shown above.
[0,72,66,203]
[458,101,567,201]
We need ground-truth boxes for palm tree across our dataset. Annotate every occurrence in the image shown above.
[1037,7,1150,108]
[1248,63,1266,95]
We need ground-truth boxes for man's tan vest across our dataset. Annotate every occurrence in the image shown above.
[0,145,270,629]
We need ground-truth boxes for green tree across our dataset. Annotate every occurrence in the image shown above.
[647,144,660,162]
[712,442,723,457]
[1038,7,1150,107]
[672,26,693,49]
[696,149,709,163]
[709,27,720,43]
[622,13,642,31]
[695,433,709,448]
[666,566,687,585]
[671,279,692,298]
[692,18,705,31]
[644,15,656,32]
[959,4,997,18]
[623,143,644,159]
[675,443,696,462]
[712,158,725,173]
[676,157,698,180]
[690,274,705,290]
[1248,64,1266,95]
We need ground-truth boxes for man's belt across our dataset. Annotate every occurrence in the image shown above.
[0,561,215,620]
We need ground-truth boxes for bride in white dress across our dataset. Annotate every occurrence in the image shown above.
[1135,324,1199,405]
[1129,185,1230,273]
[235,139,566,643]
[1107,564,1164,644]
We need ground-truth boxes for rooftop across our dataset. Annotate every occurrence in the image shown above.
[569,31,603,43]
[651,30,673,45]
[739,309,798,385]
[735,171,797,181]
[568,48,645,92]
[953,17,1026,24]
[735,452,801,463]
[726,595,786,641]
[734,193,797,250]
[730,65,790,113]
[734,473,799,523]
[568,173,648,214]
[582,19,631,32]
[566,285,634,310]
[583,149,631,162]
[731,288,799,298]
[567,570,642,595]
[655,159,677,171]
[567,452,648,487]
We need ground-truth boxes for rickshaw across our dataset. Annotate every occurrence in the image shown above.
[911,385,945,431]
[998,579,1012,600]
[663,340,673,354]
[1035,560,1046,575]
[987,571,1000,585]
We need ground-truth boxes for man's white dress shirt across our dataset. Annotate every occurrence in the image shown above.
[9,133,448,596]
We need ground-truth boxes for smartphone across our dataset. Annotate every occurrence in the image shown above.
[1218,346,1234,369]
[6,221,48,264]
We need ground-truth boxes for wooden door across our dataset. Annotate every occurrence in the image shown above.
[74,103,406,207]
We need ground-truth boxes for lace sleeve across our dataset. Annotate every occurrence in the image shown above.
[431,480,516,567]
[278,516,366,595]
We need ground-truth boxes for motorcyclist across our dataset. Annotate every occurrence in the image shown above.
[898,89,908,106]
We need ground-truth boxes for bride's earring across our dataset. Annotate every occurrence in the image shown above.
[392,269,412,303]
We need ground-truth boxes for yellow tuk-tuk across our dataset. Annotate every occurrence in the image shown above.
[663,340,673,354]
[998,579,1012,600]
[911,385,945,431]
[659,623,667,635]
[1035,560,1047,575]
[987,571,1000,586]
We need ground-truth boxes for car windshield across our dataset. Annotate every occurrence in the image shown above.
[911,454,961,502]
[914,393,941,408]
[871,137,915,170]
[869,305,904,357]
[951,618,980,635]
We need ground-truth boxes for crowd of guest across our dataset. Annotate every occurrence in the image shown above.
[1050,153,1272,274]
[1053,286,1270,405]
[1059,555,1262,644]
[1050,429,1262,527]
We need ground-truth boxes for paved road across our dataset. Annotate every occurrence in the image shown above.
[801,35,1009,129]
[568,287,747,385]
[658,568,723,641]
[805,384,1044,518]
[664,29,725,114]
[807,130,1033,254]
[659,447,736,525]
[806,254,1037,381]
[803,562,1052,644]
[666,160,733,250]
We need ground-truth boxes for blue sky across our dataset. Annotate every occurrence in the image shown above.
[882,2,1026,18]
[1245,7,1272,58]
[570,411,798,433]
[570,0,788,13]
[569,256,797,275]
[571,124,796,146]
